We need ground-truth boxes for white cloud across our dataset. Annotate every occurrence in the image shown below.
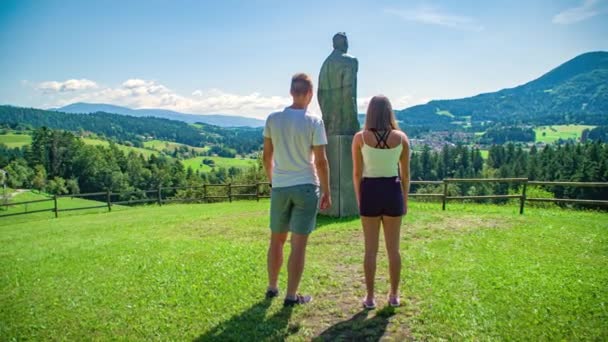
[553,0,601,24]
[33,78,431,119]
[34,78,290,119]
[385,6,483,31]
[37,78,98,92]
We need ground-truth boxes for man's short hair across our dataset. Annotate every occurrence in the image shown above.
[290,73,313,96]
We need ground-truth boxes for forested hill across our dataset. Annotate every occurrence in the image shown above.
[56,102,265,128]
[0,105,263,154]
[397,51,608,129]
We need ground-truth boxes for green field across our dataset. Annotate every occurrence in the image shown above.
[0,133,32,148]
[81,138,157,158]
[1,191,128,225]
[182,156,255,172]
[143,139,209,154]
[1,200,606,340]
[534,125,596,144]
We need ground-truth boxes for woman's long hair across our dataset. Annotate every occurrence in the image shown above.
[364,95,399,131]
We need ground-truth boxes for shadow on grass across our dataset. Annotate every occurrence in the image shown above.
[316,214,360,228]
[194,299,296,341]
[313,306,396,341]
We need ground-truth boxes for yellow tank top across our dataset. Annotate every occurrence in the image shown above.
[361,131,402,178]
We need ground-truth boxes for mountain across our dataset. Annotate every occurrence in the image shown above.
[0,105,263,155]
[56,103,265,128]
[397,51,608,130]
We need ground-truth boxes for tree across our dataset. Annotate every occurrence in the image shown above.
[46,177,68,195]
[66,178,80,194]
[31,164,47,191]
[4,159,33,188]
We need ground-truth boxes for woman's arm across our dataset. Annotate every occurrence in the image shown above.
[399,132,411,209]
[351,132,364,208]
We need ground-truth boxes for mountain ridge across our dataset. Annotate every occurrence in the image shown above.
[56,102,265,128]
[396,51,608,129]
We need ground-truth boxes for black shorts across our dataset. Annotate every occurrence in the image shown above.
[359,177,405,217]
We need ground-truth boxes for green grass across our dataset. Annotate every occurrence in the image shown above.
[0,191,128,225]
[82,138,157,158]
[143,139,209,154]
[534,125,596,144]
[0,133,32,148]
[1,200,606,340]
[182,156,255,172]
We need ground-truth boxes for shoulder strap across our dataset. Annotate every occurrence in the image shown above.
[372,129,391,149]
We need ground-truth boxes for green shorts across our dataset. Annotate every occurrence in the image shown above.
[270,184,320,235]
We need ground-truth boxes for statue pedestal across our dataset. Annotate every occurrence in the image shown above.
[320,135,359,217]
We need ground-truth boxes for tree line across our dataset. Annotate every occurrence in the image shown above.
[1,127,607,204]
[1,128,265,198]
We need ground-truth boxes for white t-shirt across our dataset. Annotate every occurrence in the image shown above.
[263,107,328,188]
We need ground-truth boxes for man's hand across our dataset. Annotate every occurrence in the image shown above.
[320,192,332,210]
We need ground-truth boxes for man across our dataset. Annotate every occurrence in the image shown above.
[318,32,360,136]
[263,73,331,307]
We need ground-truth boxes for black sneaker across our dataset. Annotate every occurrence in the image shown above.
[265,288,279,299]
[283,294,312,307]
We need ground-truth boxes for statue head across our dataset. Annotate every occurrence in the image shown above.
[332,32,348,53]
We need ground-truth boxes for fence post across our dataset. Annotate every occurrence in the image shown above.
[106,190,112,212]
[158,186,163,206]
[520,181,528,215]
[228,183,232,203]
[54,195,58,218]
[442,180,448,211]
[255,182,260,202]
[203,184,207,203]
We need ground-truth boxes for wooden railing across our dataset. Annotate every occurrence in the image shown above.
[1,179,607,219]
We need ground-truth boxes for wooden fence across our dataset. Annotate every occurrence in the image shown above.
[2,179,608,219]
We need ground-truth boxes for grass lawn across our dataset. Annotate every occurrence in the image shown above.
[0,133,32,148]
[182,156,255,172]
[81,138,158,159]
[534,125,596,144]
[1,201,606,340]
[0,191,128,225]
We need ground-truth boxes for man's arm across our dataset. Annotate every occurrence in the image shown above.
[263,137,273,184]
[313,145,331,209]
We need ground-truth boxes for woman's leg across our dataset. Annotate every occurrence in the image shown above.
[361,216,381,301]
[381,215,402,297]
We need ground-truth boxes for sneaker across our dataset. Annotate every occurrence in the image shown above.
[362,298,377,309]
[283,294,312,307]
[388,295,400,307]
[265,288,279,299]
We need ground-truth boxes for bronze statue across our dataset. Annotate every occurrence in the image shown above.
[318,32,360,135]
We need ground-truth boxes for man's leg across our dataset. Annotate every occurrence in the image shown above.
[268,186,291,296]
[284,184,319,304]
[286,232,309,297]
[267,232,288,291]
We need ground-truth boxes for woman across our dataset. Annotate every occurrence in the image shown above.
[351,95,410,309]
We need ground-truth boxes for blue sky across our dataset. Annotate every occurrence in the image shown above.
[0,0,606,118]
